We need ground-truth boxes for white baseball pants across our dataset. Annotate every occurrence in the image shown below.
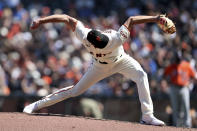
[36,54,153,116]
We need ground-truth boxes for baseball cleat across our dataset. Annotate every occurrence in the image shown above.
[23,101,40,114]
[140,115,165,126]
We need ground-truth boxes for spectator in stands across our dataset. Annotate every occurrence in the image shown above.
[80,98,103,119]
[0,64,10,111]
[164,51,197,127]
[0,64,10,96]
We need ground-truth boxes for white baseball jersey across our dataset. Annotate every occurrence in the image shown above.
[74,21,130,63]
[26,20,154,117]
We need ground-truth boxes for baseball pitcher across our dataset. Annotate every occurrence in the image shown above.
[23,13,175,126]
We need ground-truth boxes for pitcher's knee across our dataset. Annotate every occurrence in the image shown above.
[70,86,84,97]
[70,88,79,97]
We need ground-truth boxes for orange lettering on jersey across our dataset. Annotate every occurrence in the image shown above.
[95,52,111,57]
[96,54,102,57]
[90,52,94,55]
[120,31,127,39]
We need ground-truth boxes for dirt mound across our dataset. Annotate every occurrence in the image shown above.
[0,113,194,131]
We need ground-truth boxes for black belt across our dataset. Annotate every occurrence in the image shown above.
[95,59,108,64]
[95,54,122,64]
[99,61,108,64]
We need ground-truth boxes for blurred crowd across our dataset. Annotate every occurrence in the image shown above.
[0,0,196,98]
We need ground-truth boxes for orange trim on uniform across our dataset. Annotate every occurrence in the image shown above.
[123,24,130,32]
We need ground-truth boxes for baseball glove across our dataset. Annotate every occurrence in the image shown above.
[157,14,176,34]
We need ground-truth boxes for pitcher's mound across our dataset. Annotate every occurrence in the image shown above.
[0,113,194,131]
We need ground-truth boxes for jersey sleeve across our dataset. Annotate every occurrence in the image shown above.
[74,21,90,41]
[117,25,130,43]
[104,25,130,50]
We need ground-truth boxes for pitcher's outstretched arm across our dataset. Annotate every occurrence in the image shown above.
[124,15,159,31]
[30,14,78,31]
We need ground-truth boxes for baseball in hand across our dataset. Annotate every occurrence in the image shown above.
[30,19,40,30]
[157,15,176,34]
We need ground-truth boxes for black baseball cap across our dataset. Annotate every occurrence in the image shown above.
[87,29,109,49]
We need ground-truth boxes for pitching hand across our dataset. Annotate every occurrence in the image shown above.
[30,19,41,30]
